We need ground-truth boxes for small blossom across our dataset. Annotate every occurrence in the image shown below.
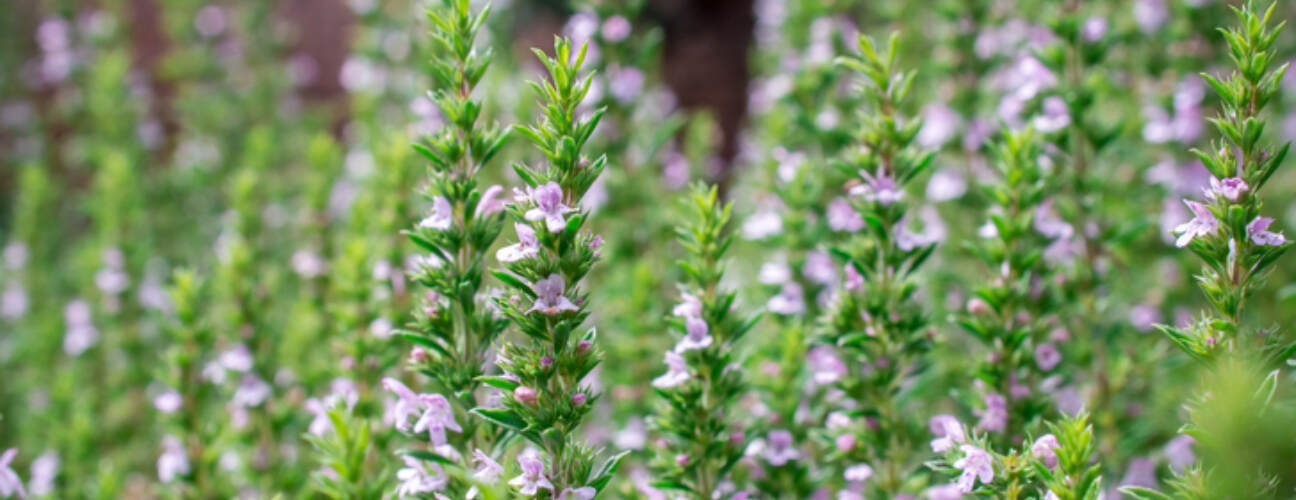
[219,344,254,372]
[510,451,555,496]
[836,434,857,453]
[926,484,964,500]
[476,185,507,217]
[675,316,713,352]
[927,169,968,203]
[525,182,574,234]
[233,375,271,408]
[154,391,183,414]
[803,251,838,286]
[306,398,333,437]
[572,393,588,406]
[1247,217,1287,246]
[767,283,806,316]
[396,457,448,497]
[976,394,1008,434]
[62,300,98,357]
[473,449,505,484]
[1205,177,1249,202]
[672,292,703,319]
[851,170,904,206]
[1033,97,1071,133]
[382,378,422,432]
[1164,436,1196,472]
[1035,343,1061,372]
[498,224,541,263]
[28,451,57,497]
[514,386,540,406]
[929,415,966,453]
[1032,434,1061,469]
[844,265,865,292]
[1082,17,1109,43]
[763,430,800,466]
[0,449,23,499]
[844,464,874,484]
[653,351,691,389]
[1173,200,1219,247]
[1,286,27,320]
[759,261,792,285]
[808,347,847,385]
[419,196,455,231]
[157,437,190,484]
[827,198,865,233]
[953,446,994,493]
[528,274,580,316]
[558,487,597,500]
[413,394,462,445]
[743,211,784,240]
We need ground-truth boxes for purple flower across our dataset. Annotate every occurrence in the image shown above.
[413,394,462,445]
[473,449,505,484]
[1135,0,1169,34]
[672,292,703,319]
[525,182,574,234]
[804,251,838,285]
[808,347,847,385]
[1130,304,1162,332]
[219,344,254,372]
[609,67,644,104]
[851,170,904,206]
[1248,217,1287,246]
[927,169,968,203]
[1034,200,1074,240]
[767,283,806,316]
[1,285,27,320]
[602,15,632,42]
[1173,201,1219,247]
[154,391,183,414]
[743,211,784,240]
[953,446,994,493]
[844,464,874,484]
[1082,18,1109,43]
[28,451,57,497]
[897,217,939,252]
[396,457,447,497]
[476,185,507,217]
[233,375,271,408]
[763,430,801,466]
[827,198,865,233]
[0,449,25,499]
[918,104,962,149]
[759,261,792,285]
[419,196,455,231]
[926,484,964,500]
[558,487,597,500]
[528,274,580,316]
[1164,436,1196,472]
[1032,434,1061,469]
[1205,177,1249,202]
[514,386,539,406]
[498,224,541,263]
[653,351,692,389]
[1033,97,1071,134]
[929,415,966,453]
[510,451,555,496]
[382,378,422,432]
[675,316,713,352]
[306,398,333,437]
[976,394,1008,434]
[1035,343,1061,372]
[845,265,864,292]
[157,436,189,484]
[63,300,98,357]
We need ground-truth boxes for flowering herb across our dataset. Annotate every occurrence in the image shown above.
[474,36,625,496]
[649,184,760,498]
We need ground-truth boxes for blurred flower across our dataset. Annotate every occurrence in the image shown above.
[763,430,800,466]
[675,317,713,352]
[28,451,57,497]
[918,104,961,149]
[413,394,462,445]
[154,391,183,414]
[927,169,967,203]
[930,415,966,453]
[844,464,873,484]
[851,170,904,206]
[1135,0,1169,34]
[157,437,189,484]
[1033,97,1071,134]
[419,197,454,231]
[601,16,631,43]
[1,286,27,320]
[0,448,23,499]
[1035,343,1061,372]
[673,292,703,319]
[396,457,447,497]
[767,283,805,316]
[827,198,865,232]
[510,451,554,496]
[808,347,847,385]
[653,351,691,389]
[1205,177,1248,202]
[1082,18,1109,43]
[954,446,994,493]
[976,393,1008,433]
[63,300,98,357]
[1032,434,1061,469]
[803,251,837,286]
[1164,436,1196,473]
[743,210,784,240]
[609,67,644,104]
[233,375,271,408]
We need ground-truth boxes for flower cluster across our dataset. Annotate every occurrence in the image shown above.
[929,412,1101,498]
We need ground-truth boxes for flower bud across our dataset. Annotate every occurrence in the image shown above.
[514,386,539,406]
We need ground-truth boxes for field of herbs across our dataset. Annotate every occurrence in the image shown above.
[5,0,1296,498]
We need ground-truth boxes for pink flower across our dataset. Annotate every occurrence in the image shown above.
[514,387,539,406]
[1247,217,1287,246]
[396,457,448,497]
[976,394,1008,434]
[929,415,966,453]
[851,170,904,206]
[1173,200,1219,247]
[1035,343,1061,372]
[154,391,183,414]
[763,430,801,466]
[1164,436,1196,472]
[1082,18,1109,43]
[476,185,507,217]
[413,394,462,445]
[0,449,25,499]
[827,198,865,233]
[672,292,703,319]
[157,437,189,484]
[510,451,554,496]
[767,283,806,316]
[844,464,874,483]
[498,224,541,263]
[845,265,864,292]
[653,352,691,389]
[803,251,838,285]
[808,347,847,385]
[528,274,580,316]
[1205,177,1249,202]
[382,378,422,432]
[558,487,597,500]
[926,484,964,500]
[674,316,713,352]
[1032,434,1061,469]
[419,196,455,231]
[525,182,574,234]
[953,446,994,493]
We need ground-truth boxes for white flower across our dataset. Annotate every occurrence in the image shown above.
[419,196,455,231]
[157,437,190,484]
[498,223,541,263]
[652,351,691,389]
[396,457,448,497]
